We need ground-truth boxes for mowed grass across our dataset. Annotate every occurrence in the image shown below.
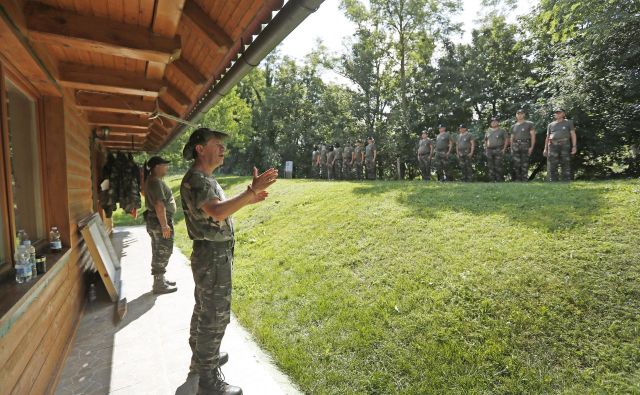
[114,176,640,394]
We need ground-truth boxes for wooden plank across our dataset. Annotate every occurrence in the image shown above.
[0,6,60,96]
[25,2,181,63]
[75,91,155,115]
[170,57,207,87]
[182,0,233,51]
[145,0,186,87]
[58,62,165,97]
[164,83,190,107]
[87,112,150,129]
[105,126,152,136]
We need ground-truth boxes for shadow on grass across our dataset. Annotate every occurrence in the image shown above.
[351,181,608,232]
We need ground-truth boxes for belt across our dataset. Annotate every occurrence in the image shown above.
[550,138,569,142]
[486,146,502,149]
[514,139,531,143]
[193,239,234,247]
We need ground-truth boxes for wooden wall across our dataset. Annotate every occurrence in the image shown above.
[0,90,93,394]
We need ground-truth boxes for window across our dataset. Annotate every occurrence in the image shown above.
[5,78,44,248]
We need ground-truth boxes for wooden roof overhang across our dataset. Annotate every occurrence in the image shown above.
[0,0,325,152]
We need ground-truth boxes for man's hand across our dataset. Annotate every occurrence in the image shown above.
[251,167,278,192]
[248,190,269,204]
[571,146,577,155]
[161,226,171,239]
[543,149,548,157]
[528,147,533,156]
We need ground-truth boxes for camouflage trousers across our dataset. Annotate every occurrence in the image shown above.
[434,151,450,181]
[547,140,572,181]
[342,159,352,180]
[418,154,431,181]
[320,163,328,179]
[486,147,505,182]
[145,214,173,276]
[311,163,320,179]
[511,141,531,181]
[365,158,376,180]
[353,161,363,180]
[457,153,473,182]
[334,159,343,180]
[189,240,233,390]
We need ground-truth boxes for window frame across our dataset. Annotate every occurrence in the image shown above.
[0,61,49,270]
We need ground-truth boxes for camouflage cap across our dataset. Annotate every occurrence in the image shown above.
[182,127,229,160]
[516,108,525,114]
[458,124,468,129]
[553,107,566,113]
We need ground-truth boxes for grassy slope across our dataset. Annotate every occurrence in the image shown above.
[114,177,640,394]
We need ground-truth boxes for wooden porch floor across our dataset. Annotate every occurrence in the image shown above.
[54,225,301,395]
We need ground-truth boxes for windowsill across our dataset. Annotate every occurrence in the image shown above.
[0,247,72,328]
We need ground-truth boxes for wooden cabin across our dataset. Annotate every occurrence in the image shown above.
[0,0,321,393]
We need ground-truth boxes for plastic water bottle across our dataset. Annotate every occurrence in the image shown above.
[14,246,32,283]
[23,240,37,278]
[49,227,62,253]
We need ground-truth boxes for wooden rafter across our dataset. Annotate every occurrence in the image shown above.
[87,113,150,129]
[182,1,234,51]
[76,92,156,115]
[164,83,191,107]
[171,58,207,87]
[59,63,166,97]
[24,2,181,64]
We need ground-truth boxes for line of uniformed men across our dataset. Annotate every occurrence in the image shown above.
[311,136,378,180]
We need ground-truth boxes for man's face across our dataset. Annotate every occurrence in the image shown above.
[196,137,226,169]
[554,111,565,121]
[421,132,428,139]
[516,112,525,122]
[368,139,373,144]
[459,128,467,134]
[439,127,446,134]
[154,164,169,177]
[491,120,499,128]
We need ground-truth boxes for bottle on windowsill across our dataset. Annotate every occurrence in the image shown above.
[49,227,62,253]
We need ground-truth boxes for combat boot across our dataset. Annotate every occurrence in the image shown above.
[189,352,229,375]
[153,274,177,294]
[162,274,176,286]
[198,368,242,395]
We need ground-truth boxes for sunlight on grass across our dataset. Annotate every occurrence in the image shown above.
[113,177,640,394]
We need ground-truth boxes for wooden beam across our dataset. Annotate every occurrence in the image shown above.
[75,92,156,115]
[87,113,149,129]
[171,58,207,87]
[58,63,166,97]
[104,135,146,143]
[101,127,151,136]
[164,83,191,107]
[24,2,181,63]
[182,1,233,50]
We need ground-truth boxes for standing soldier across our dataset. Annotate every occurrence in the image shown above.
[510,109,536,181]
[319,143,328,180]
[333,142,343,180]
[311,145,321,179]
[434,125,453,181]
[342,141,353,180]
[365,136,377,180]
[417,130,433,181]
[180,128,278,395]
[143,156,177,294]
[544,108,577,181]
[484,117,509,182]
[456,124,475,182]
[353,140,364,180]
[326,145,335,180]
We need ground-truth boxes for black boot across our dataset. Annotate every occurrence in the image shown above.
[153,274,177,294]
[161,274,176,286]
[198,368,242,395]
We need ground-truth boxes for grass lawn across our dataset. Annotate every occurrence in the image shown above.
[114,176,640,394]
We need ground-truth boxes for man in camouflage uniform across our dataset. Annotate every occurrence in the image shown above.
[326,145,335,180]
[342,141,353,180]
[365,136,377,180]
[353,140,364,180]
[544,108,577,181]
[143,156,177,294]
[456,124,475,182]
[510,109,536,181]
[434,125,453,181]
[417,130,433,181]
[311,145,320,179]
[181,128,278,395]
[333,143,343,180]
[319,144,328,180]
[484,117,509,182]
